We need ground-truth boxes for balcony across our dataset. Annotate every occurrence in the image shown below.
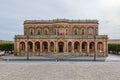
[15,35,108,39]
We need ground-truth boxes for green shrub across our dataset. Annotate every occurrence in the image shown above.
[108,44,120,53]
[0,43,14,52]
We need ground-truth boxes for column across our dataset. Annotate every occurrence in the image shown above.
[64,41,66,53]
[72,41,74,53]
[95,42,97,55]
[14,40,17,56]
[66,41,68,53]
[80,41,82,53]
[106,40,108,56]
[87,42,89,56]
[54,41,55,53]
[48,41,50,52]
[56,41,58,53]
[103,40,106,56]
[79,42,81,53]
[25,41,27,56]
[55,41,58,53]
[16,41,20,56]
[40,41,42,55]
[33,41,35,56]
[80,42,82,54]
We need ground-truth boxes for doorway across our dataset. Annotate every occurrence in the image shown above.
[58,42,64,53]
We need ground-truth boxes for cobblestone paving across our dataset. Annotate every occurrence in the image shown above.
[0,62,120,80]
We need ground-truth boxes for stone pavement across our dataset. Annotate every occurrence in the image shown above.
[0,62,120,80]
[0,54,120,80]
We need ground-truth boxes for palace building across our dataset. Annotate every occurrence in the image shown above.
[14,19,108,56]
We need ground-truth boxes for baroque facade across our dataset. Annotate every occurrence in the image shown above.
[14,19,108,56]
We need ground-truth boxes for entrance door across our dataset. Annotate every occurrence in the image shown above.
[58,42,64,53]
[59,44,63,52]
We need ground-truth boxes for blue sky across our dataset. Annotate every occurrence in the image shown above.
[0,0,120,41]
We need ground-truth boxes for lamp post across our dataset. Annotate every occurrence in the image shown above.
[94,35,96,61]
[27,35,29,60]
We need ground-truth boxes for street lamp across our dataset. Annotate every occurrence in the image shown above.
[27,35,29,60]
[94,35,96,61]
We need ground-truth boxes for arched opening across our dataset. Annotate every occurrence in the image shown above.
[20,42,25,56]
[35,41,40,51]
[43,41,48,52]
[68,42,72,52]
[20,42,25,51]
[97,42,103,52]
[50,42,54,52]
[66,28,69,35]
[44,30,47,35]
[28,41,33,52]
[29,28,34,35]
[82,42,87,53]
[59,28,64,35]
[82,30,85,35]
[80,28,85,35]
[74,29,77,35]
[44,28,49,35]
[73,28,78,35]
[74,41,80,52]
[37,29,41,35]
[88,27,93,35]
[89,42,95,53]
[58,42,64,52]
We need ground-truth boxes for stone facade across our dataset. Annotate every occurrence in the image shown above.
[14,19,108,56]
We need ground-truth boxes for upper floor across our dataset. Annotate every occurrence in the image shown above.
[23,19,99,36]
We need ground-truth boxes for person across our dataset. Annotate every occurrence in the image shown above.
[56,57,59,62]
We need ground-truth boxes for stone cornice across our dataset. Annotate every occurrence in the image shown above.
[24,19,98,24]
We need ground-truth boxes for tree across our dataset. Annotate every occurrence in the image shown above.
[108,44,120,54]
[0,43,14,53]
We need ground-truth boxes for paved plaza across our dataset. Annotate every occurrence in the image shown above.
[0,54,120,80]
[0,62,120,80]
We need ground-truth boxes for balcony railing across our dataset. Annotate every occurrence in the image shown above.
[15,35,108,39]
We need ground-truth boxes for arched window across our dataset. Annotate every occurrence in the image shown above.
[66,28,69,35]
[37,29,41,35]
[73,28,78,35]
[82,29,85,35]
[88,28,93,35]
[59,28,63,35]
[29,28,34,35]
[44,28,49,35]
[45,30,48,35]
[74,29,77,35]
[30,30,33,35]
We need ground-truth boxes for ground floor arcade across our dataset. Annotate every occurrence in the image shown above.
[14,39,108,56]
